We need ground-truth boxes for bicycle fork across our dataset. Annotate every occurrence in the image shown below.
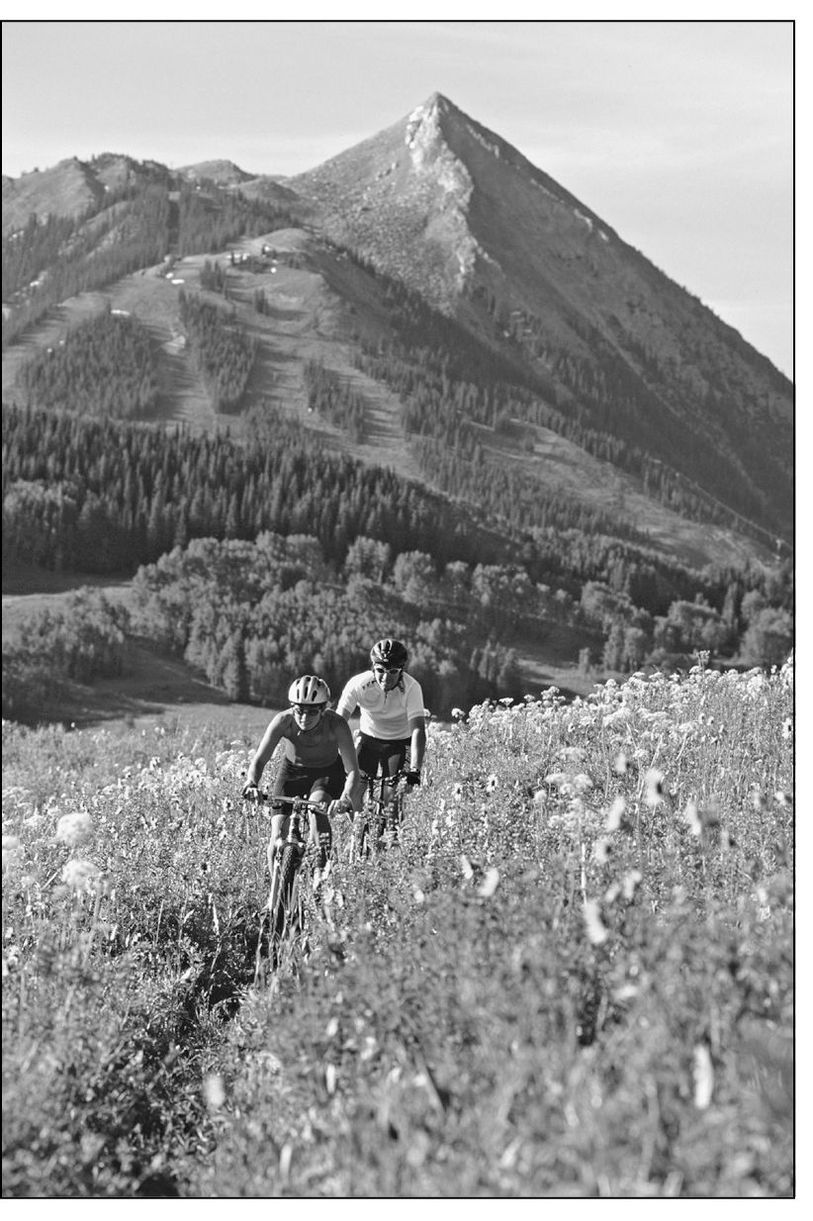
[257,839,305,980]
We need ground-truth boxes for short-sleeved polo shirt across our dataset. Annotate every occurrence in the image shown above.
[336,670,425,740]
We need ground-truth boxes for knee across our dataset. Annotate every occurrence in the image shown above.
[267,832,280,873]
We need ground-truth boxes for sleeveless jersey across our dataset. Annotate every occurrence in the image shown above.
[279,709,346,768]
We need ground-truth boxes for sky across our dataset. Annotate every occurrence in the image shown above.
[1,13,795,377]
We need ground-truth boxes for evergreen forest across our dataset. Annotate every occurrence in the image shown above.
[1,176,793,722]
[2,398,793,720]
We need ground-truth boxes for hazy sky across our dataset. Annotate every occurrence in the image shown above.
[2,16,794,376]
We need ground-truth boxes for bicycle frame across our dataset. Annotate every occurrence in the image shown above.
[351,769,411,860]
[253,794,328,981]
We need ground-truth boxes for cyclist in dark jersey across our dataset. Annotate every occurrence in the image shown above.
[242,674,360,879]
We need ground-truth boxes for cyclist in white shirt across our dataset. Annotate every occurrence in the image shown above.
[336,638,426,789]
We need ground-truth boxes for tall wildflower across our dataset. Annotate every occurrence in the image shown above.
[56,811,93,848]
[62,858,102,892]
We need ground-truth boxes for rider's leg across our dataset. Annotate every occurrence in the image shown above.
[308,785,333,872]
[382,741,409,801]
[266,813,287,879]
[380,742,410,840]
[268,761,301,881]
[307,758,345,878]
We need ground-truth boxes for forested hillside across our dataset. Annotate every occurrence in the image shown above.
[17,309,159,418]
[1,131,792,727]
[2,396,793,723]
[2,173,303,349]
[335,260,790,544]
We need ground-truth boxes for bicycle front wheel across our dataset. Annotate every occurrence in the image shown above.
[268,844,303,966]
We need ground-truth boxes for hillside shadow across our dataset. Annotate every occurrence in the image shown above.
[257,304,306,323]
[2,563,132,596]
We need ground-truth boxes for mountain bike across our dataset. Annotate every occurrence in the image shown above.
[253,793,328,982]
[350,769,412,861]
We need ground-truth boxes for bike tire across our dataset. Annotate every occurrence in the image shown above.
[268,844,303,966]
[350,812,371,862]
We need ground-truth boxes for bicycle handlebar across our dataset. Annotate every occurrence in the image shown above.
[361,768,414,785]
[243,791,329,814]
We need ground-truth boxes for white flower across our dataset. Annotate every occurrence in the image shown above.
[644,769,664,808]
[62,858,102,892]
[451,707,466,720]
[622,869,642,900]
[2,836,22,870]
[745,671,765,698]
[693,1044,714,1110]
[485,773,499,793]
[593,837,613,864]
[56,811,93,847]
[477,867,500,898]
[682,801,702,836]
[583,900,608,945]
[605,796,625,832]
[203,1074,226,1110]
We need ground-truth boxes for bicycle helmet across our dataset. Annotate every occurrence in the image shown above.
[288,674,331,706]
[370,638,408,670]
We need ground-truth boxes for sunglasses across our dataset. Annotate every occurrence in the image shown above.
[373,666,402,677]
[292,703,323,715]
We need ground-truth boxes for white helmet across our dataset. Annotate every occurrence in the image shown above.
[288,674,331,706]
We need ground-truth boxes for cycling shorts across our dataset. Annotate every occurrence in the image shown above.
[272,756,345,805]
[356,733,410,778]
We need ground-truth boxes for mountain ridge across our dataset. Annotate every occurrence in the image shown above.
[1,93,793,554]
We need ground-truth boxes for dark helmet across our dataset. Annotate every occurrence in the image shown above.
[370,638,408,670]
[288,674,331,706]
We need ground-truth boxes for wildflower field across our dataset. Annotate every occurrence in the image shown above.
[2,659,794,1198]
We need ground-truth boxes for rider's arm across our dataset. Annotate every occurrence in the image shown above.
[407,715,427,774]
[335,716,362,811]
[244,713,286,790]
[404,678,427,776]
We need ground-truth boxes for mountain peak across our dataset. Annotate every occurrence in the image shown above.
[411,90,454,117]
[405,92,476,148]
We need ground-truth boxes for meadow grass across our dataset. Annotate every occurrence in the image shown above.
[2,658,793,1197]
